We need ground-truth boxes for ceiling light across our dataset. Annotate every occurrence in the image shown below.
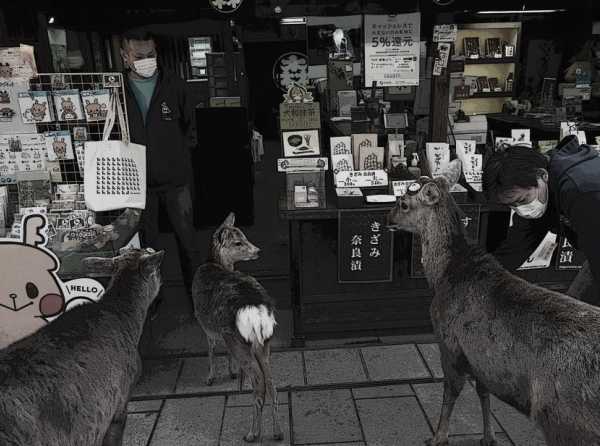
[476,9,566,14]
[280,17,306,25]
[48,16,55,24]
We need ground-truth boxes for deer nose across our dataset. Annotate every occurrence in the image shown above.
[9,293,17,300]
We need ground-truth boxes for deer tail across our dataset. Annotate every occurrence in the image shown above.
[235,305,276,347]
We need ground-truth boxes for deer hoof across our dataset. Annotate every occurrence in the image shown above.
[244,432,259,443]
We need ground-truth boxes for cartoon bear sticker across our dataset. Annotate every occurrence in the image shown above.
[0,214,104,349]
[60,97,78,120]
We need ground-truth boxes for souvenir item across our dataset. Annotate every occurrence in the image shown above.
[495,137,514,151]
[75,143,85,178]
[16,170,51,208]
[485,38,502,58]
[330,136,352,156]
[359,146,384,171]
[351,134,378,170]
[53,89,84,121]
[331,153,355,174]
[18,91,53,123]
[45,130,74,161]
[511,129,531,145]
[282,129,320,157]
[80,89,110,122]
[464,37,480,58]
[73,126,88,141]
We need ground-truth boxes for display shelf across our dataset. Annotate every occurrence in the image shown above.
[466,92,514,99]
[464,57,517,65]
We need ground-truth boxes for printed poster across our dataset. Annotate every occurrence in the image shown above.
[364,13,420,87]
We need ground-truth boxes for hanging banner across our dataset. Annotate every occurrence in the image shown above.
[364,13,420,87]
[338,209,394,283]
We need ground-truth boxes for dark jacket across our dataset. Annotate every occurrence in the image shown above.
[124,70,195,191]
[493,136,600,285]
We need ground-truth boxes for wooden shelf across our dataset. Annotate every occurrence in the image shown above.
[463,92,514,99]
[464,57,517,65]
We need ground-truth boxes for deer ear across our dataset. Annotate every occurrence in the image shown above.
[141,250,165,274]
[420,182,442,206]
[222,212,235,227]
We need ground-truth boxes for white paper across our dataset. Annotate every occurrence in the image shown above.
[455,140,477,166]
[364,13,420,87]
[336,170,388,188]
[576,131,587,145]
[511,129,531,144]
[426,142,450,178]
[330,136,352,155]
[331,153,355,173]
[0,45,37,81]
[0,79,37,133]
[282,129,320,157]
[560,121,578,140]
[392,180,416,196]
[517,232,558,270]
[463,154,483,185]
[433,24,457,42]
[495,137,514,150]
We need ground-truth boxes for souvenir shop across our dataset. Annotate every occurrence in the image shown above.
[0,3,598,348]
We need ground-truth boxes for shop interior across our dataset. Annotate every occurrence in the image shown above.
[1,1,599,358]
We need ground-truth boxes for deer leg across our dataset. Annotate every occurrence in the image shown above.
[475,380,497,446]
[427,357,466,446]
[255,339,283,441]
[102,397,130,446]
[223,334,265,443]
[205,335,216,386]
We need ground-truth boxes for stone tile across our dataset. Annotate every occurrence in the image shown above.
[304,337,380,349]
[447,432,513,445]
[417,343,445,379]
[357,396,432,446]
[127,399,163,413]
[271,351,305,388]
[228,391,289,406]
[291,390,362,444]
[175,356,240,394]
[304,349,366,385]
[362,345,430,381]
[491,396,546,446]
[352,384,414,399]
[220,404,290,446]
[133,359,181,397]
[413,383,503,436]
[303,444,365,446]
[149,396,225,446]
[123,412,157,446]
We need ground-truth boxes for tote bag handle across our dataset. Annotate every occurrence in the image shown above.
[102,91,129,143]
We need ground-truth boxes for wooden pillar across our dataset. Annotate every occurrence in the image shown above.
[429,48,451,142]
[0,9,8,43]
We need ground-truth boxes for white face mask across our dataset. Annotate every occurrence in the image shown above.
[132,57,157,78]
[513,180,548,219]
[514,198,547,219]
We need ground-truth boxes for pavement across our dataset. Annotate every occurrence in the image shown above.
[123,342,547,446]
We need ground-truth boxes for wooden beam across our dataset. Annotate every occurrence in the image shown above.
[35,12,53,72]
[429,50,450,143]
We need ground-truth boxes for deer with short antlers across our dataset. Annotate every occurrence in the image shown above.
[388,160,600,446]
[192,212,283,443]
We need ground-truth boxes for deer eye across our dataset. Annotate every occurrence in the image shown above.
[26,282,39,299]
[235,241,243,246]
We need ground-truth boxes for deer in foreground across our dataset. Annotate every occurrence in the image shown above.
[0,248,164,446]
[192,212,283,443]
[388,161,600,446]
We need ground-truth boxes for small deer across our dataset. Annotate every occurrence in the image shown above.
[0,248,164,446]
[388,161,600,446]
[192,212,283,443]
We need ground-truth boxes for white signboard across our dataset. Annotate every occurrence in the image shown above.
[336,170,388,188]
[364,13,420,87]
[277,157,329,172]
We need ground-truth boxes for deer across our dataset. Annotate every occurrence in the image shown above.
[387,160,600,446]
[0,247,164,446]
[192,212,283,443]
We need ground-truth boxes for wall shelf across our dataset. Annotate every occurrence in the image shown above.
[465,92,514,99]
[464,57,517,65]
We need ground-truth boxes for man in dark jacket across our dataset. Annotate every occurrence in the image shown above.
[483,135,600,304]
[121,30,200,312]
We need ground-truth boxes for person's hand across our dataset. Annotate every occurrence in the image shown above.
[178,186,193,217]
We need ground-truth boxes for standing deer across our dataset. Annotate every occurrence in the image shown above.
[0,247,164,446]
[192,212,283,443]
[388,161,600,446]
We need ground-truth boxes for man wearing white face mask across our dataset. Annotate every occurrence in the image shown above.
[121,30,200,319]
[483,135,600,305]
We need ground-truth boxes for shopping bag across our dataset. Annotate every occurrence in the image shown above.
[84,91,146,212]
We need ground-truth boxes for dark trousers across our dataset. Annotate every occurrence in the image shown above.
[567,261,600,306]
[141,185,201,296]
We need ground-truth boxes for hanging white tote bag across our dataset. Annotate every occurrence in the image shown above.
[84,91,146,212]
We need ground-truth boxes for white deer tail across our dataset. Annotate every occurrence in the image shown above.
[236,305,276,346]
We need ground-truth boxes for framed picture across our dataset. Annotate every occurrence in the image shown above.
[282,129,320,157]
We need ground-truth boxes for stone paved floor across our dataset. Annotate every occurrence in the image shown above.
[124,343,546,446]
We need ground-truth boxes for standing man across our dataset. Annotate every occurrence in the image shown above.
[483,135,600,304]
[121,30,200,316]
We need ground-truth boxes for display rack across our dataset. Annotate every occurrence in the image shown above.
[2,72,139,277]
